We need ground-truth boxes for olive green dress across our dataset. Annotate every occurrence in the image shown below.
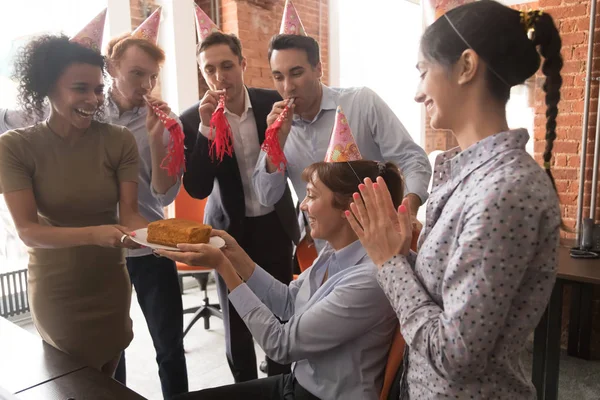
[0,120,138,369]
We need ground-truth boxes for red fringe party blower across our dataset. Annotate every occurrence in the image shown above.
[144,96,186,177]
[261,98,295,172]
[209,94,234,162]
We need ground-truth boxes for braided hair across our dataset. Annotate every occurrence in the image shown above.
[420,1,563,194]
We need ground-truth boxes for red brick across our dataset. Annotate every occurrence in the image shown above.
[568,155,581,168]
[563,32,586,46]
[572,45,589,61]
[555,153,568,167]
[559,193,578,204]
[556,113,583,127]
[576,17,592,32]
[564,126,584,140]
[562,87,585,101]
[552,168,579,180]
[562,60,585,74]
[545,4,588,20]
[553,140,580,154]
[558,8,576,23]
[555,180,569,193]
[570,181,580,194]
[575,98,597,114]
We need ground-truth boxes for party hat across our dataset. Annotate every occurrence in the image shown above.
[280,0,307,36]
[70,8,107,52]
[132,7,162,44]
[195,4,220,43]
[324,106,362,162]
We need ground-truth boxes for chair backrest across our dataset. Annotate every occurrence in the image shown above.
[379,324,406,400]
[378,224,420,398]
[296,237,318,273]
[173,187,207,223]
[172,188,211,271]
[297,224,422,275]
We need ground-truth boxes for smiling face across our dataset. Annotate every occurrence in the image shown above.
[414,51,468,130]
[47,62,104,130]
[299,172,349,242]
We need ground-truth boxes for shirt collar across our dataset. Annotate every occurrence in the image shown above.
[224,87,252,118]
[293,83,337,124]
[320,84,338,111]
[435,129,530,184]
[106,90,144,119]
[328,239,368,277]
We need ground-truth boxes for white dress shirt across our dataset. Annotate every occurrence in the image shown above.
[200,88,274,217]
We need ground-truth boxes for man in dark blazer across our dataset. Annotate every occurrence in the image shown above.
[179,32,299,383]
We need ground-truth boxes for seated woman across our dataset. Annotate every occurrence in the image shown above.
[0,34,147,376]
[346,2,563,398]
[159,160,402,400]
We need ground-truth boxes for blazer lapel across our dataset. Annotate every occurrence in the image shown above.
[247,87,268,144]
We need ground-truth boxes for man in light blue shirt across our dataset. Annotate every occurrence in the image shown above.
[253,34,431,248]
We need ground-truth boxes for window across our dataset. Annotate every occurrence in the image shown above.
[507,81,535,155]
[331,0,423,145]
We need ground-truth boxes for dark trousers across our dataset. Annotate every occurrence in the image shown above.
[114,254,188,399]
[216,211,294,383]
[173,374,320,400]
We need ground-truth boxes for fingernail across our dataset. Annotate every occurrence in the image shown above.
[373,183,379,189]
[345,210,350,216]
[353,193,360,199]
[399,205,407,213]
[358,184,365,190]
[130,232,137,237]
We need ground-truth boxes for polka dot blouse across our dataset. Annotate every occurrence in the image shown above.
[377,130,561,399]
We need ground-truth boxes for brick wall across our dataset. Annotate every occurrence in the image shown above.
[422,0,588,234]
[536,0,600,358]
[536,0,598,233]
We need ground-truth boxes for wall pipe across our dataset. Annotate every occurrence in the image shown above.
[576,0,597,245]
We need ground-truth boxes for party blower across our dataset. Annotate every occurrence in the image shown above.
[261,97,295,172]
[144,96,186,177]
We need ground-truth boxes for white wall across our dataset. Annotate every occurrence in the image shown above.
[329,0,423,145]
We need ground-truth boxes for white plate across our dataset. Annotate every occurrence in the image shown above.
[130,228,225,251]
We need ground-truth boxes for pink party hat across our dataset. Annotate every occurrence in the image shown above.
[324,106,362,162]
[132,7,162,44]
[195,4,220,43]
[280,0,307,36]
[70,8,107,52]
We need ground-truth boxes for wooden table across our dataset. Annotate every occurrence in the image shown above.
[0,317,85,393]
[15,367,145,400]
[0,318,145,399]
[532,245,600,400]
